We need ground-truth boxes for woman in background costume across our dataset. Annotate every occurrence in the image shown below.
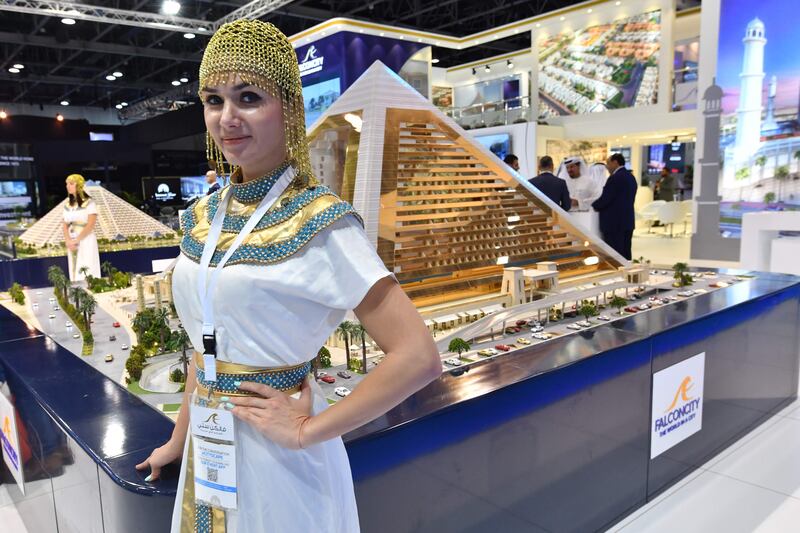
[62,173,100,282]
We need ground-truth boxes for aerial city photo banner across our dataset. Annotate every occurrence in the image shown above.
[536,9,661,120]
[715,0,800,237]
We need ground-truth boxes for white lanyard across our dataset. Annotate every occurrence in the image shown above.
[197,166,295,381]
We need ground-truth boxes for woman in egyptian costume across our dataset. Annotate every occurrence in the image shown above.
[136,19,440,533]
[62,173,101,281]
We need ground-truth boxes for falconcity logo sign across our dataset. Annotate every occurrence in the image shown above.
[654,376,701,433]
[650,353,705,459]
[299,45,324,77]
[197,412,228,437]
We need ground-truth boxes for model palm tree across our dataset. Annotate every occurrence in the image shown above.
[448,338,471,361]
[579,300,598,322]
[155,307,170,351]
[610,295,627,315]
[132,311,151,344]
[755,155,767,182]
[336,321,353,370]
[101,261,114,278]
[81,292,96,331]
[775,165,790,202]
[176,326,191,378]
[350,323,368,374]
[78,266,90,280]
[70,286,82,309]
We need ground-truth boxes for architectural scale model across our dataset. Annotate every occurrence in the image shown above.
[18,185,175,249]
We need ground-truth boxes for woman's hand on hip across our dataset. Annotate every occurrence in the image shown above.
[230,377,313,450]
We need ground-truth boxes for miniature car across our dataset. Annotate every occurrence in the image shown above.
[48,297,55,303]
[624,306,640,313]
[576,320,592,328]
[630,293,641,299]
[334,387,351,397]
[112,321,121,328]
[72,333,80,339]
[32,302,39,309]
[318,374,335,384]
[494,344,512,352]
[477,348,498,357]
[677,290,695,297]
[121,344,128,350]
[109,334,116,341]
[694,289,707,294]
[336,371,351,379]
[444,358,463,366]
[53,305,60,311]
[709,282,729,288]
[504,326,521,334]
[48,314,56,319]
[597,315,610,321]
[516,337,531,345]
[566,324,582,330]
[530,325,544,333]
[65,321,72,327]
[637,304,651,311]
[515,319,528,326]
[36,291,42,295]
[104,354,114,362]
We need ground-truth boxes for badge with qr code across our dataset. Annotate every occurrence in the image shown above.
[190,396,238,510]
[192,437,238,510]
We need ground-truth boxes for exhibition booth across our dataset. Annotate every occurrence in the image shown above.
[1,0,800,532]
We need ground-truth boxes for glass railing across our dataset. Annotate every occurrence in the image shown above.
[443,96,533,130]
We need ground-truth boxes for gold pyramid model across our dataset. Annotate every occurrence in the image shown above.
[20,185,175,247]
[308,62,627,309]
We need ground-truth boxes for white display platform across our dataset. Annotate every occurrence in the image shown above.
[740,212,800,274]
[569,210,601,237]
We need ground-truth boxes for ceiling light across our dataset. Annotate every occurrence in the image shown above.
[161,1,181,16]
[56,113,64,122]
[560,16,566,21]
[536,23,541,28]
[121,102,128,106]
[113,71,123,78]
[432,58,440,64]
[417,38,422,42]
[8,68,20,74]
[496,256,509,265]
[171,80,181,86]
[183,33,195,39]
[115,104,123,110]
[615,1,621,4]
[587,8,593,13]
[485,65,491,72]
[399,35,404,40]
[380,32,385,36]
[583,256,600,266]
[359,29,364,33]
[60,100,69,106]
[0,110,7,120]
[61,17,76,25]
[435,41,440,45]
[12,64,24,69]
[105,75,116,81]
[179,77,188,83]
[197,26,207,32]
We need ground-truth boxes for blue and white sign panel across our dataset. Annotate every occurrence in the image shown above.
[650,352,706,459]
[0,391,25,492]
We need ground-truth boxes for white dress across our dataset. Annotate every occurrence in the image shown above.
[63,199,101,281]
[170,215,391,533]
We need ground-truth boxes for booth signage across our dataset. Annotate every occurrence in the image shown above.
[299,45,325,77]
[0,392,25,492]
[650,352,706,459]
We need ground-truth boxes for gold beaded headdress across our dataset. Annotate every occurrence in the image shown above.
[199,19,315,188]
[65,173,86,192]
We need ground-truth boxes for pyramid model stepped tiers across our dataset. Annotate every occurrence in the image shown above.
[20,186,175,247]
[307,61,625,306]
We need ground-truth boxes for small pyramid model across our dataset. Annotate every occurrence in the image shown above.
[20,185,175,247]
[307,61,625,307]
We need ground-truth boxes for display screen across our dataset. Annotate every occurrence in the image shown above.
[143,177,182,204]
[716,0,800,238]
[89,132,114,142]
[0,180,32,220]
[647,142,686,175]
[180,176,213,202]
[303,77,341,128]
[475,133,512,161]
[537,10,662,119]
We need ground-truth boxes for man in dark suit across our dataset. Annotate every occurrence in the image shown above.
[592,153,638,260]
[205,169,221,195]
[529,156,571,211]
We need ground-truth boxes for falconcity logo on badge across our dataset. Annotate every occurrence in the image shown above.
[299,45,324,77]
[196,411,229,437]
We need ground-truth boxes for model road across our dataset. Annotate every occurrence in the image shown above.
[27,287,131,383]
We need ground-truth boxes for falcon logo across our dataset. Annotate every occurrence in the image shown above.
[302,45,319,63]
[204,413,220,424]
[665,376,693,413]
[299,45,325,77]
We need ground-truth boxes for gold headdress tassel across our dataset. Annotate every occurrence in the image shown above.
[198,19,316,189]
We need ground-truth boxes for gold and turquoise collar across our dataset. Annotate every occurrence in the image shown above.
[180,183,361,267]
[229,161,290,204]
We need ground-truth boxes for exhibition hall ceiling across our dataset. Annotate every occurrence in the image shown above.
[0,0,699,110]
